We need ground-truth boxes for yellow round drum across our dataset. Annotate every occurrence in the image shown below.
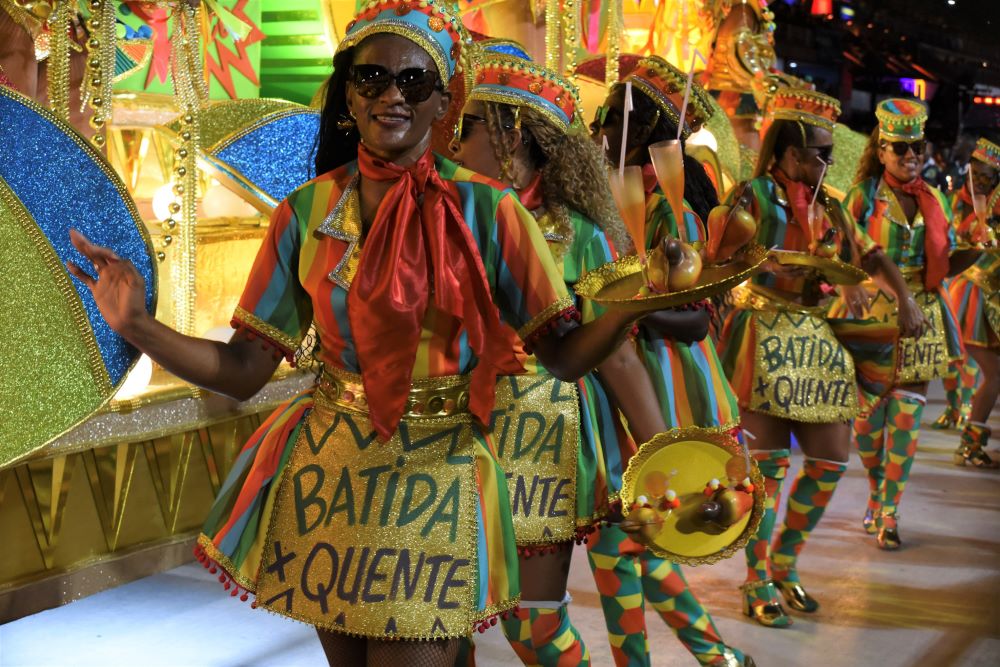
[620,428,765,565]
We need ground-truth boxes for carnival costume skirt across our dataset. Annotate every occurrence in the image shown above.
[948,264,1000,348]
[196,369,519,640]
[491,370,620,549]
[720,302,859,423]
[832,284,964,385]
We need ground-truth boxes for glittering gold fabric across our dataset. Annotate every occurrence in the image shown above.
[748,311,858,423]
[0,176,107,468]
[491,373,579,546]
[255,395,509,639]
[865,287,955,384]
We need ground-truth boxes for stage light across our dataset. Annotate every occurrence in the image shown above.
[789,61,798,68]
[114,354,153,400]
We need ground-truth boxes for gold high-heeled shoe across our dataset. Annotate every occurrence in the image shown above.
[862,508,877,534]
[877,512,901,550]
[774,579,820,613]
[740,580,792,628]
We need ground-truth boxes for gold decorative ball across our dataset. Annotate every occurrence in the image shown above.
[177,148,189,159]
[88,37,100,50]
[163,218,178,230]
[88,57,102,71]
[91,97,103,108]
[173,184,185,195]
[168,202,181,214]
[180,131,192,141]
[156,251,166,262]
[92,133,106,147]
[175,166,187,177]
[88,115,105,129]
[162,235,173,247]
[90,77,102,88]
[88,18,100,30]
[183,114,194,124]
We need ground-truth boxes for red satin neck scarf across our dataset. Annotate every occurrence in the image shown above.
[517,172,544,212]
[346,145,522,441]
[883,171,949,289]
[771,167,815,246]
[641,163,659,195]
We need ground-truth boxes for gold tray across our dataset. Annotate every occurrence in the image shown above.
[575,244,767,312]
[620,427,766,566]
[770,250,868,286]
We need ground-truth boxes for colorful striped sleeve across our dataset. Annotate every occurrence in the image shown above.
[933,187,958,253]
[573,222,616,325]
[232,197,313,360]
[490,192,576,342]
[839,197,878,255]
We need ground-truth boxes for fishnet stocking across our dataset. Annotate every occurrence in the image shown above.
[316,631,459,667]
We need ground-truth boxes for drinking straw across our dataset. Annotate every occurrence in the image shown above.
[676,49,707,141]
[619,80,633,176]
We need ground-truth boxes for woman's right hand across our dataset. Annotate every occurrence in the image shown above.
[66,229,150,338]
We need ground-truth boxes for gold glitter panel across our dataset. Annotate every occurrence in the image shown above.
[749,312,858,422]
[0,178,106,468]
[866,288,955,384]
[491,374,579,546]
[256,406,485,639]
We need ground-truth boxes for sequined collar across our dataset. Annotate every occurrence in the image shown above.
[876,177,924,229]
[316,172,363,288]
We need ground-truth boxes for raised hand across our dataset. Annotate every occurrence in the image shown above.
[66,229,149,337]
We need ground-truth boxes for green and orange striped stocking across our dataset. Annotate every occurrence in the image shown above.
[771,457,848,584]
[879,390,926,519]
[499,597,589,667]
[854,400,887,514]
[587,525,744,666]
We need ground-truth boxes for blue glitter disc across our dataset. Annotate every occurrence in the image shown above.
[0,88,156,386]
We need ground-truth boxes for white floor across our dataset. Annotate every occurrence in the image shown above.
[3,383,1000,667]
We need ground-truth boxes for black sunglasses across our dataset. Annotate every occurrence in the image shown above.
[807,144,834,164]
[457,113,487,142]
[348,65,443,104]
[881,139,926,157]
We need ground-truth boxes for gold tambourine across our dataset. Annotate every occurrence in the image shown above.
[770,250,868,286]
[620,427,765,566]
[575,244,767,313]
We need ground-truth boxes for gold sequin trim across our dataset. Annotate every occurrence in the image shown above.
[338,22,451,86]
[316,173,362,289]
[196,533,258,592]
[516,297,577,342]
[233,306,302,356]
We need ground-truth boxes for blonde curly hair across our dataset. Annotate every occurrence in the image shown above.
[480,102,628,254]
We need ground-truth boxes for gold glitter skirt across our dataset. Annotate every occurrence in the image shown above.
[198,369,519,640]
[491,373,581,547]
[721,287,858,423]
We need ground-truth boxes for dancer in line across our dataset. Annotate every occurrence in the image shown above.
[452,44,665,666]
[719,89,922,623]
[944,137,1000,468]
[587,55,753,666]
[847,99,981,550]
[66,3,651,663]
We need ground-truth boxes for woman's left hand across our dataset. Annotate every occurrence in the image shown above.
[641,307,710,344]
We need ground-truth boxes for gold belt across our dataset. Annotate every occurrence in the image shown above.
[734,284,828,317]
[900,266,926,291]
[967,265,1000,294]
[314,367,472,419]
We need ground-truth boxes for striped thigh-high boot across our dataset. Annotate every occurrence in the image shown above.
[853,399,888,534]
[500,595,589,667]
[587,526,747,667]
[876,390,927,550]
[638,550,749,666]
[740,448,791,628]
[769,457,848,612]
